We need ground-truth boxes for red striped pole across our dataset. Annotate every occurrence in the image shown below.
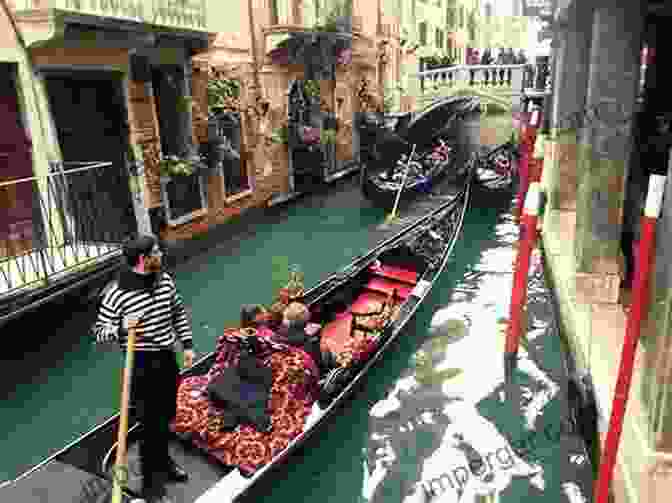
[505,182,543,381]
[529,131,546,184]
[516,108,541,220]
[594,173,667,503]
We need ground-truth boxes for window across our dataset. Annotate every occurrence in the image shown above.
[435,28,443,49]
[419,21,427,45]
[460,6,465,27]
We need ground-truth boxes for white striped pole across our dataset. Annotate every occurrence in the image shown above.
[595,172,666,503]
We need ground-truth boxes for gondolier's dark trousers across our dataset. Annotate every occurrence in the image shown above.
[129,349,180,497]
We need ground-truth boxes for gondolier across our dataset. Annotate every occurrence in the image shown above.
[93,234,195,503]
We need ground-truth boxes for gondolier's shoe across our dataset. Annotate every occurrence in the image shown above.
[165,458,189,483]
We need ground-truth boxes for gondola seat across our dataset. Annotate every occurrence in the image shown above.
[368,263,418,285]
[365,277,413,299]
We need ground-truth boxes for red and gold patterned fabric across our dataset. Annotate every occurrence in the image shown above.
[320,295,401,367]
[170,328,319,475]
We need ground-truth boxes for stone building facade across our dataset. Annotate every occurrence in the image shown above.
[8,0,217,240]
[537,1,672,502]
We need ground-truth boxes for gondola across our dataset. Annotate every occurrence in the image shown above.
[474,140,519,191]
[4,165,475,503]
[360,96,481,210]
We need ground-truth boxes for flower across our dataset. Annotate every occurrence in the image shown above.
[269,47,290,65]
[300,126,321,146]
[336,48,352,65]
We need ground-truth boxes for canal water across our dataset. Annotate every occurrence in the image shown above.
[2,172,589,502]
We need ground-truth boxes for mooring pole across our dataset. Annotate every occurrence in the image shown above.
[505,182,543,385]
[594,173,667,503]
[515,107,541,220]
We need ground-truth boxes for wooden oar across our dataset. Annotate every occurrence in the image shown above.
[386,143,417,223]
[111,319,139,503]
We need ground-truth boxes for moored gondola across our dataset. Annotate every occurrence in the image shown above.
[360,96,481,210]
[3,166,475,503]
[474,140,519,192]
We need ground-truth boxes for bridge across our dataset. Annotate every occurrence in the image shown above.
[404,63,551,114]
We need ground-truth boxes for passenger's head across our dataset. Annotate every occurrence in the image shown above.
[240,304,267,328]
[283,302,310,327]
[269,301,286,328]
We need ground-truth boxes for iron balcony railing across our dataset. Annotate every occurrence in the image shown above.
[0,161,135,300]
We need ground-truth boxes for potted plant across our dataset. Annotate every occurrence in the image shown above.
[159,154,208,225]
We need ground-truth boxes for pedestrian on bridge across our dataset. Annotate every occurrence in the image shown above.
[505,48,516,85]
[480,48,494,85]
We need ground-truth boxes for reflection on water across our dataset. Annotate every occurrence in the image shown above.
[361,209,569,502]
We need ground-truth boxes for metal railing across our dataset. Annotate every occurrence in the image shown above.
[399,63,552,110]
[0,161,134,299]
[415,64,529,93]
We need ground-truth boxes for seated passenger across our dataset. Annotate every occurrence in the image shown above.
[275,302,322,367]
[268,301,287,331]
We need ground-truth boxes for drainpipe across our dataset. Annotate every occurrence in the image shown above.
[594,173,667,503]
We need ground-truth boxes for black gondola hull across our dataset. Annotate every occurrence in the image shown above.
[360,96,481,209]
[7,169,475,503]
[361,160,460,211]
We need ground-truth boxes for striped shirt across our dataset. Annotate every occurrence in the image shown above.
[93,271,193,352]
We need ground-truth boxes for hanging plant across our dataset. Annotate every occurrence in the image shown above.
[383,94,394,114]
[271,125,289,144]
[207,74,241,113]
[321,129,337,144]
[159,155,201,178]
[176,96,192,113]
[313,0,352,33]
[303,80,321,100]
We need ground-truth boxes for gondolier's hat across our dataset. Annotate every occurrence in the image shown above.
[122,234,157,266]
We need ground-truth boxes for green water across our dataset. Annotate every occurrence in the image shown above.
[2,180,584,502]
[1,189,386,483]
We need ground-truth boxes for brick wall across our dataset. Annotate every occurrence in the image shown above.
[191,64,208,145]
[126,80,163,210]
